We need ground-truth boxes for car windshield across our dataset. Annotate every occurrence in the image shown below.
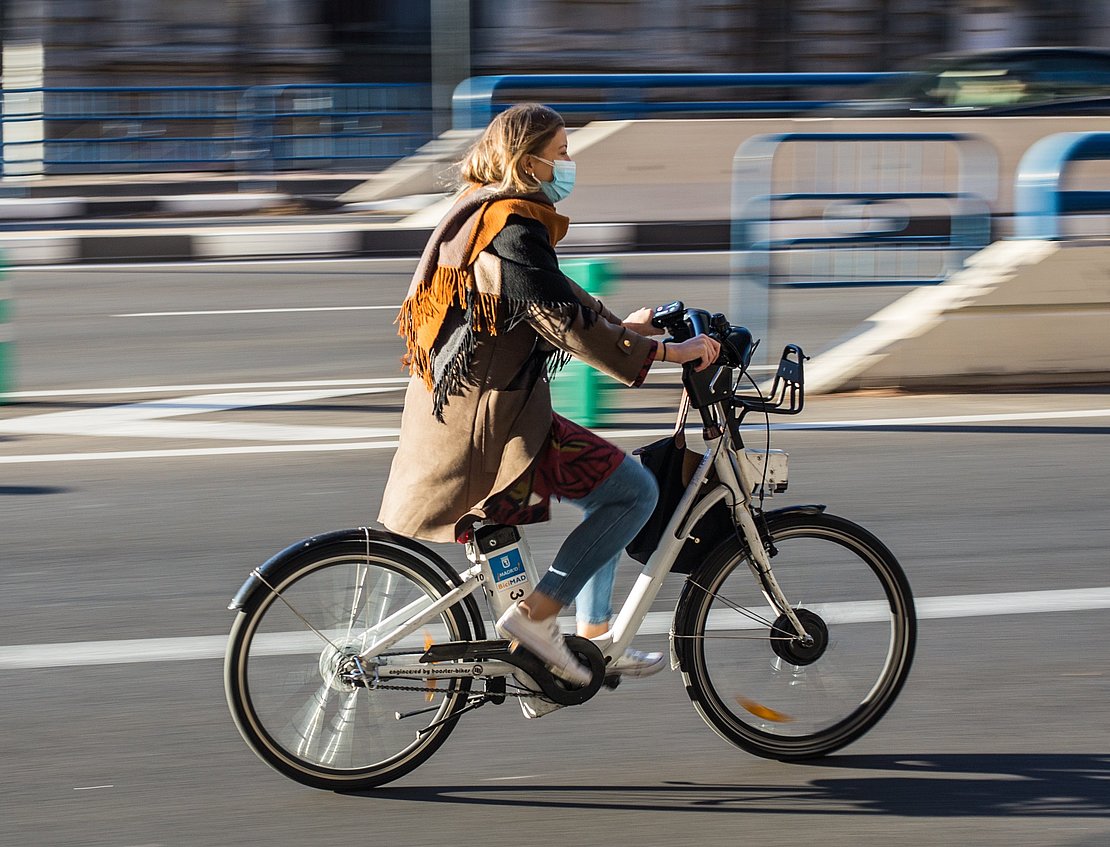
[858,53,1110,109]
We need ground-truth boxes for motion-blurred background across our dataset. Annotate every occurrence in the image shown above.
[2,4,1109,847]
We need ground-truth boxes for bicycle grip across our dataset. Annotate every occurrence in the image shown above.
[686,310,709,369]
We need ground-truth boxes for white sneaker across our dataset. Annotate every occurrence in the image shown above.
[496,604,592,687]
[606,648,666,678]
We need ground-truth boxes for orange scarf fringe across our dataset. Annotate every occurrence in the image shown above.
[398,196,568,390]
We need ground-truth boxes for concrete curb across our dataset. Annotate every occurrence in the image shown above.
[0,194,289,221]
[0,219,731,265]
[804,238,1110,393]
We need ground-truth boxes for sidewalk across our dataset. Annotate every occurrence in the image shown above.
[0,161,737,264]
[0,196,729,267]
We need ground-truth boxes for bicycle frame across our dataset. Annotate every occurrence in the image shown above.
[356,394,809,684]
[224,312,920,789]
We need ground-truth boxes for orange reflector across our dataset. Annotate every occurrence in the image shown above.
[736,696,794,723]
[424,630,437,701]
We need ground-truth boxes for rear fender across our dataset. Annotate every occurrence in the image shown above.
[226,527,487,639]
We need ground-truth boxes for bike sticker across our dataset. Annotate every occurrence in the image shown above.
[489,547,529,590]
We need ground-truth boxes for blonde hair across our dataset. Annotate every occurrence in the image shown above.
[458,103,564,193]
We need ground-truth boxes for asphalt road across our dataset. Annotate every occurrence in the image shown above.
[2,256,1109,847]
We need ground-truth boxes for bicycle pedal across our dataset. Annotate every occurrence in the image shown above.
[602,674,621,690]
[420,639,511,663]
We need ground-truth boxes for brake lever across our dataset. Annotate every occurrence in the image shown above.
[708,365,730,395]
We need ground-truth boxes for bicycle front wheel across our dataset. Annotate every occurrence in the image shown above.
[225,537,473,791]
[674,510,915,760]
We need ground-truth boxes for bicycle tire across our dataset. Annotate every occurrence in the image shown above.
[674,510,916,760]
[225,537,473,790]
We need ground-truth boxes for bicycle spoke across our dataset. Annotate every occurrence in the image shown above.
[226,541,475,789]
[251,568,343,654]
[675,512,915,759]
[687,578,804,639]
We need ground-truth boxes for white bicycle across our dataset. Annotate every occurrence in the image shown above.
[224,302,916,791]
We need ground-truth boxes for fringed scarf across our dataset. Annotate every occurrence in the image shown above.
[397,186,580,418]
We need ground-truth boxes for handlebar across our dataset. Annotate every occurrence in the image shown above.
[650,300,806,417]
[651,300,755,371]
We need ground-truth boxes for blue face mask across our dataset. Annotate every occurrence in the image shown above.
[534,157,576,203]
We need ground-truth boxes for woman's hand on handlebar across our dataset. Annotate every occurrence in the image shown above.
[622,307,664,336]
[664,335,721,372]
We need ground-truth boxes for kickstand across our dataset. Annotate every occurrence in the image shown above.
[415,695,490,737]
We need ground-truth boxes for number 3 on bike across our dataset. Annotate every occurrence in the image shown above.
[223,301,916,791]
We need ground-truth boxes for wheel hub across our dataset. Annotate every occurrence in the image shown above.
[319,642,370,692]
[769,607,829,666]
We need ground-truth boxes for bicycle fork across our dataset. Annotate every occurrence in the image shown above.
[718,437,813,646]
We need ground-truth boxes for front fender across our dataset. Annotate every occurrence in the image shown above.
[760,503,827,523]
[226,527,486,639]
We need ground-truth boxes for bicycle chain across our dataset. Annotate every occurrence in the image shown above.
[364,683,541,701]
[363,680,546,700]
[350,648,547,700]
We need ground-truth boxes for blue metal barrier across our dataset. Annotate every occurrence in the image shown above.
[0,84,433,176]
[731,132,997,363]
[1013,132,1110,240]
[452,72,908,130]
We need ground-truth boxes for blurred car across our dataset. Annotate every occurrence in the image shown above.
[813,47,1110,116]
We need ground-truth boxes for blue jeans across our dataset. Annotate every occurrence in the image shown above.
[533,455,659,626]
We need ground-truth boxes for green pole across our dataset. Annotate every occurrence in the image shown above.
[551,258,615,427]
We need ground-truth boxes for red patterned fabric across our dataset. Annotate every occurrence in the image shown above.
[479,413,628,528]
[633,339,660,388]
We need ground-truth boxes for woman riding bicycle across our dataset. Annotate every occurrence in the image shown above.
[378,103,720,691]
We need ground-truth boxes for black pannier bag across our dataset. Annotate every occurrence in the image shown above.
[625,393,734,574]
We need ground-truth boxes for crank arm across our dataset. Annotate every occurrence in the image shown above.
[501,636,605,706]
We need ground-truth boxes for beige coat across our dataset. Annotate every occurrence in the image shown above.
[378,250,655,543]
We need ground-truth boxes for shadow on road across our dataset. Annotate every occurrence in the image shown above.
[0,485,71,495]
[360,754,1110,817]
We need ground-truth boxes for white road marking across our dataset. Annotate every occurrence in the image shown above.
[776,408,1110,428]
[116,305,401,317]
[1,587,1107,670]
[0,387,403,442]
[3,371,1109,464]
[0,441,401,463]
[5,377,409,399]
[73,785,115,791]
[3,406,1110,464]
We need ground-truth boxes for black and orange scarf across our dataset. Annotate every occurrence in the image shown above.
[397,186,579,418]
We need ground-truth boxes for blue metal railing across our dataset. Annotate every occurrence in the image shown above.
[0,84,433,176]
[731,132,997,362]
[1013,132,1110,240]
[452,72,909,130]
[1,75,919,175]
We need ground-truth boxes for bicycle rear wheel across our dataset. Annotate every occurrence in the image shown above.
[225,537,473,790]
[674,510,915,760]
